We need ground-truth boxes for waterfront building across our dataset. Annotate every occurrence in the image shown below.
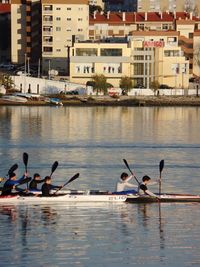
[41,0,89,75]
[89,11,200,77]
[10,0,41,65]
[70,34,189,89]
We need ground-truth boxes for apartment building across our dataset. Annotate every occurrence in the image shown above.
[89,11,200,76]
[70,33,189,89]
[0,3,11,62]
[11,0,41,65]
[41,0,89,75]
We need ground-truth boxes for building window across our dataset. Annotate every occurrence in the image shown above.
[103,63,122,74]
[56,27,61,31]
[67,18,71,21]
[78,29,83,32]
[133,63,144,75]
[100,49,122,56]
[56,17,61,21]
[75,63,94,74]
[67,7,71,10]
[76,48,98,56]
[56,7,61,10]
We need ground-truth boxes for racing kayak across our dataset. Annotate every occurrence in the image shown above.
[0,193,128,204]
[126,193,200,203]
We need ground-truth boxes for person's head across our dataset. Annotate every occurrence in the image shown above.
[34,173,41,180]
[44,176,51,184]
[120,172,129,181]
[9,172,16,180]
[142,175,151,184]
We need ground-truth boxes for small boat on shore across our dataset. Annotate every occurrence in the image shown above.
[2,95,28,103]
[45,97,63,106]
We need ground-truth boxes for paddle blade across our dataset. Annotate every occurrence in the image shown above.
[50,161,58,177]
[23,152,29,170]
[7,164,18,176]
[64,173,80,187]
[123,159,133,175]
[159,160,164,174]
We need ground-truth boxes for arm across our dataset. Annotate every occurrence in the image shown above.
[125,182,138,188]
[145,189,159,198]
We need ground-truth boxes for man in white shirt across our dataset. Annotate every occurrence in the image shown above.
[114,172,138,194]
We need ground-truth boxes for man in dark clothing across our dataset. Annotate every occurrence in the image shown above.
[1,172,30,196]
[29,173,45,193]
[41,176,62,197]
[138,175,160,199]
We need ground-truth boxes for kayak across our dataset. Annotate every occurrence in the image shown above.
[0,193,128,204]
[126,193,200,203]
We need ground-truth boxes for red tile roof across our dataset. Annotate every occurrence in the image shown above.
[89,11,200,24]
[0,4,11,14]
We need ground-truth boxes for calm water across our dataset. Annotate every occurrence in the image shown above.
[0,106,199,267]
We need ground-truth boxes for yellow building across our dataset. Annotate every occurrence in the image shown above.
[41,0,89,75]
[70,32,189,88]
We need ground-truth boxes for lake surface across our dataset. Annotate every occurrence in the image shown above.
[0,106,199,267]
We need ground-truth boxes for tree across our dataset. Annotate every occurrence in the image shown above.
[91,74,108,95]
[89,5,102,14]
[119,76,132,95]
[193,45,200,97]
[0,73,14,93]
[150,80,160,96]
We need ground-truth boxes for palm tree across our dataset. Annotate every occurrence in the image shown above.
[91,74,108,95]
[119,76,132,95]
[0,73,14,94]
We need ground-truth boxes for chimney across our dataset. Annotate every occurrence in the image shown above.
[190,12,193,20]
[159,11,163,20]
[174,11,176,19]
[107,11,110,20]
[122,12,126,21]
[93,10,97,19]
[145,12,147,21]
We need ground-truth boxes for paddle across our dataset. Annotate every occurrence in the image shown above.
[7,164,18,177]
[159,159,164,195]
[53,173,80,195]
[0,164,19,184]
[123,159,140,184]
[23,152,29,173]
[50,161,58,177]
[23,152,29,189]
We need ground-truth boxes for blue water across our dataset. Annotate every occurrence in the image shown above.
[0,106,199,266]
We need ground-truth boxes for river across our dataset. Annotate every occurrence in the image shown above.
[0,106,199,266]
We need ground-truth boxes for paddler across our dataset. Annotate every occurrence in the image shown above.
[138,175,160,198]
[41,176,62,197]
[29,173,45,193]
[114,172,138,194]
[1,172,30,196]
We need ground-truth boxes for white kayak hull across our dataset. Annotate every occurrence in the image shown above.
[0,193,128,204]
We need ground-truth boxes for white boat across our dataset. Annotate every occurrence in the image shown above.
[2,95,28,103]
[0,193,128,204]
[45,97,63,106]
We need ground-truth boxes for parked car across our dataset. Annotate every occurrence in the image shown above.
[159,84,173,89]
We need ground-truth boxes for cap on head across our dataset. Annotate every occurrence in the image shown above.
[9,172,16,179]
[121,172,128,180]
[142,175,151,182]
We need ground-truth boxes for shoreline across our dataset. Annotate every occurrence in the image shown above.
[1,95,200,106]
